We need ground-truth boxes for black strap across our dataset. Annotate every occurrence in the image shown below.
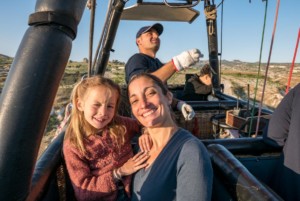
[28,11,77,40]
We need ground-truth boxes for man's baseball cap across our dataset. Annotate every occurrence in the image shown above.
[136,23,163,38]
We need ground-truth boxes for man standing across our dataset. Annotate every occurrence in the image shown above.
[263,83,300,200]
[125,23,202,120]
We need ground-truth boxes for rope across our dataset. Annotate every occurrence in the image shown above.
[204,8,217,20]
[204,8,217,35]
[248,0,269,136]
[285,28,300,94]
[254,0,281,137]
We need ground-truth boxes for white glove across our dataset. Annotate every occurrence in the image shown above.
[177,101,195,121]
[172,49,203,71]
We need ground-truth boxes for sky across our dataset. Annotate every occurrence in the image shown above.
[0,0,299,64]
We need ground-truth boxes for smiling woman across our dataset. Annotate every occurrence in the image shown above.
[128,73,173,128]
[127,73,213,201]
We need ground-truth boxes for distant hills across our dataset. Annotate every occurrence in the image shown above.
[1,53,298,66]
[0,54,13,64]
[0,54,11,60]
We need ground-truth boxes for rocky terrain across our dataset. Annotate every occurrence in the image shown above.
[1,54,300,155]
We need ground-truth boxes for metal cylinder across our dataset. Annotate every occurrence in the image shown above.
[0,0,87,199]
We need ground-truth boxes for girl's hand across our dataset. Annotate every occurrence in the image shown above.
[118,151,149,176]
[138,131,152,152]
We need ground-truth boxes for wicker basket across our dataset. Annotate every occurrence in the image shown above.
[175,110,225,139]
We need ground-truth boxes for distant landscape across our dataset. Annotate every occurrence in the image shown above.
[2,53,300,117]
[1,54,300,154]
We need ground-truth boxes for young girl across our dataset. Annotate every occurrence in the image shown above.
[128,73,213,201]
[63,75,149,201]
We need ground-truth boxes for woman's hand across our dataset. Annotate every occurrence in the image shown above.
[138,130,153,152]
[118,151,149,177]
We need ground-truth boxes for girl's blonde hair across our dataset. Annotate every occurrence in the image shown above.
[65,75,126,154]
